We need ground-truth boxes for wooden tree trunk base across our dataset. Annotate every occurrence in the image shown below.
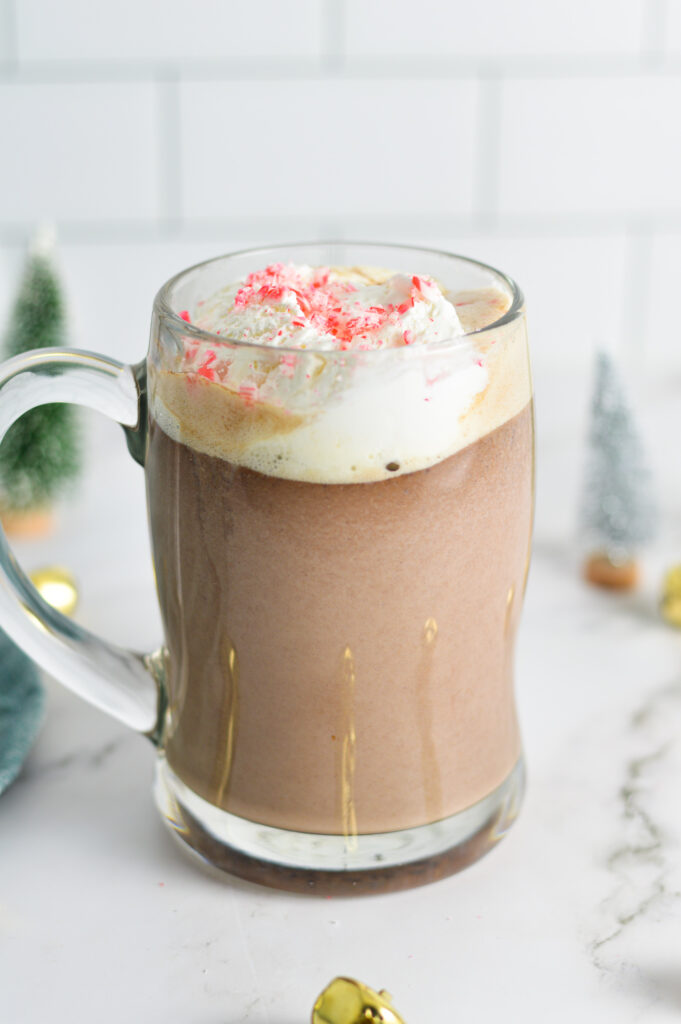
[583,553,639,590]
[1,508,54,539]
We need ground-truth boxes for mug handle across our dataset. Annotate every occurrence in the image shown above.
[0,347,163,740]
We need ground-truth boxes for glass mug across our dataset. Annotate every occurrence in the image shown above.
[0,243,533,894]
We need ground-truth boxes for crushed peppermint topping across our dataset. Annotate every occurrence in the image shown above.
[191,263,464,354]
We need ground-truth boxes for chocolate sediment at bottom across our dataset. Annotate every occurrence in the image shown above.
[146,402,534,836]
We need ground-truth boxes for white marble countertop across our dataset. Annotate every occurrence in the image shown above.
[2,375,681,1023]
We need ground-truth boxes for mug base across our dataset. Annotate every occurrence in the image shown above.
[154,756,525,895]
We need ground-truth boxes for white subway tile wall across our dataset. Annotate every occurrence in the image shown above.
[647,232,681,362]
[0,0,675,365]
[663,0,681,53]
[179,79,478,219]
[0,0,677,539]
[499,76,681,218]
[14,0,324,63]
[0,2,12,64]
[343,0,647,59]
[0,82,160,224]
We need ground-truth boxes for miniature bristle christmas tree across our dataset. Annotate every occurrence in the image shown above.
[580,350,656,590]
[0,233,81,536]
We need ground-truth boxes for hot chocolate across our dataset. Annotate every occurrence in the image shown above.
[146,261,533,843]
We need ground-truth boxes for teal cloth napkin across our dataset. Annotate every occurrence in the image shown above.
[0,627,45,794]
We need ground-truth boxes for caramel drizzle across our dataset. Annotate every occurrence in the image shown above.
[340,645,358,851]
[504,584,516,638]
[417,617,443,821]
[214,638,239,806]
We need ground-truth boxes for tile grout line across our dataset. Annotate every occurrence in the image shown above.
[6,54,681,84]
[155,71,183,230]
[473,73,501,229]
[641,0,669,66]
[620,222,655,378]
[3,0,17,70]
[0,215,680,248]
[321,0,345,74]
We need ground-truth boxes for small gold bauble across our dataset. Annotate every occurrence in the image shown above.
[312,977,406,1024]
[29,566,79,617]
[661,565,681,628]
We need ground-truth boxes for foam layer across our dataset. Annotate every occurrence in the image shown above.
[150,264,530,483]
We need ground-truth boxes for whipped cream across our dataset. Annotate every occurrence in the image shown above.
[193,263,465,352]
[151,263,529,483]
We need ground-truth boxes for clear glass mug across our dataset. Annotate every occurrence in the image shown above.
[0,243,533,894]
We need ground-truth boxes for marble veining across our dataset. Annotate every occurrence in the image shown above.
[16,735,133,785]
[588,677,681,980]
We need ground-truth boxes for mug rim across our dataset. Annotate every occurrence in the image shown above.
[153,241,525,358]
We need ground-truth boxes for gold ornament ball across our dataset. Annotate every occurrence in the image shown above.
[312,977,406,1024]
[29,566,79,617]
[661,565,681,628]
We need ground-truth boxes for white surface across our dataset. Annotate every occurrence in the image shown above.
[1,378,681,1023]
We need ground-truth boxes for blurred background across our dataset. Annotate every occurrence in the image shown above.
[0,0,679,546]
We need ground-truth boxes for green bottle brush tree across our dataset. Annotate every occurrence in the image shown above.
[0,235,81,536]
